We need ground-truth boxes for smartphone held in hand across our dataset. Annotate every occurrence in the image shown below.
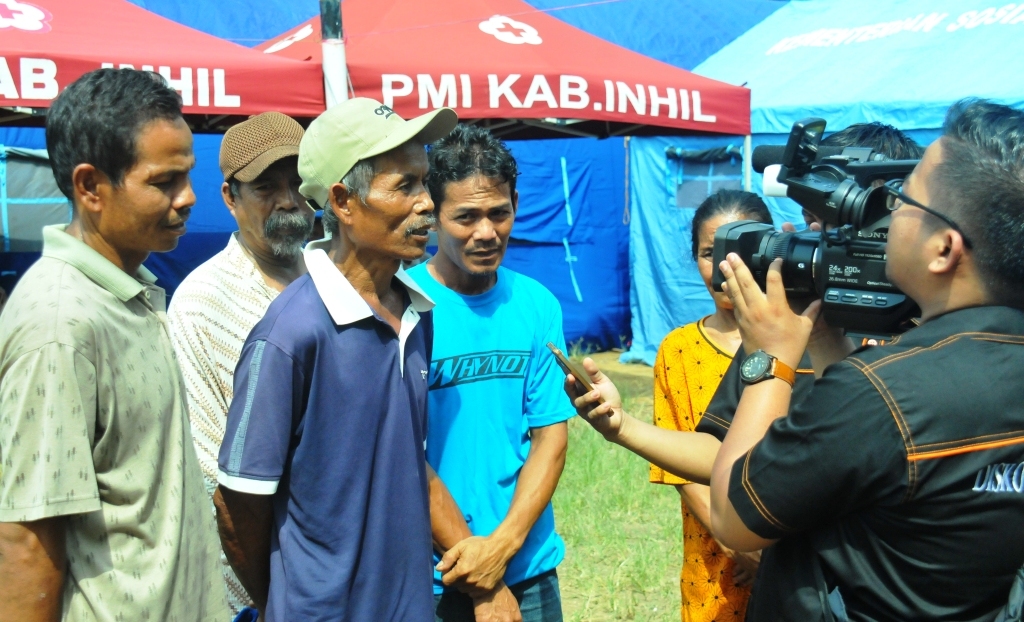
[546,342,595,394]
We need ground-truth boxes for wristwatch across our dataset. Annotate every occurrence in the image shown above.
[740,350,796,387]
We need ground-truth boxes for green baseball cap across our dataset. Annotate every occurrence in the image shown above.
[298,97,458,209]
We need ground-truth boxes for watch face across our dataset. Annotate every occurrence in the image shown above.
[741,351,771,381]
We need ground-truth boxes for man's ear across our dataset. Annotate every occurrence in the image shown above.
[511,189,519,214]
[221,181,238,218]
[928,229,966,276]
[329,182,356,226]
[71,164,107,215]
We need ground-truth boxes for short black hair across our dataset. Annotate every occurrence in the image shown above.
[691,189,773,260]
[933,98,1024,307]
[46,68,183,202]
[821,121,924,160]
[426,124,518,208]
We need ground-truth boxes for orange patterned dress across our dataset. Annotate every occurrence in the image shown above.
[649,318,749,622]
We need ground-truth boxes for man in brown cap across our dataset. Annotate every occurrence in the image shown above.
[167,111,313,616]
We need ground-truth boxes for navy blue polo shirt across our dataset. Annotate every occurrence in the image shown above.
[218,241,435,622]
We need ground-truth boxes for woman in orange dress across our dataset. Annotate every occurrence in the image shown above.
[648,190,773,622]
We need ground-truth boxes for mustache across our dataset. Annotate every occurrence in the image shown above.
[265,210,314,240]
[405,212,437,237]
[165,208,191,227]
[467,242,501,253]
[264,211,314,259]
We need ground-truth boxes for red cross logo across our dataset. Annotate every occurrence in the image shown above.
[479,15,542,45]
[0,0,52,33]
[493,22,528,38]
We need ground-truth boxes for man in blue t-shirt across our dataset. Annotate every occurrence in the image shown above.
[409,126,575,622]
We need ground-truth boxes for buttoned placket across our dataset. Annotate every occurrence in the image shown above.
[396,306,421,377]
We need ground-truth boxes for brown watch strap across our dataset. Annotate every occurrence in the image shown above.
[769,357,797,386]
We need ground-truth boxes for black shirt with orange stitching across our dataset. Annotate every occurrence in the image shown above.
[695,351,815,442]
[730,306,1024,621]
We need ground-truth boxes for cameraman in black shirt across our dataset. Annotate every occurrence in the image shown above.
[709,98,1024,620]
[700,122,924,444]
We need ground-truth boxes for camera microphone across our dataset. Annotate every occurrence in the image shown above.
[752,145,846,173]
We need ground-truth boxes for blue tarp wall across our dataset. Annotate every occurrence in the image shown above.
[0,127,629,348]
[620,0,1024,364]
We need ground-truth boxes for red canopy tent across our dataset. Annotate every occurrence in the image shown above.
[0,0,324,127]
[258,0,751,139]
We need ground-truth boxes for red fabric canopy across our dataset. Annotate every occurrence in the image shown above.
[0,0,324,117]
[259,0,751,136]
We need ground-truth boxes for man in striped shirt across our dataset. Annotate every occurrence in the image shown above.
[167,111,313,615]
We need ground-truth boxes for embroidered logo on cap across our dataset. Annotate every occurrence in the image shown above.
[374,105,396,119]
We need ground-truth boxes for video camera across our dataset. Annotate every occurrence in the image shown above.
[711,118,919,334]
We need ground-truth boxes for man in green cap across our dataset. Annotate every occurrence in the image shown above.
[214,99,520,622]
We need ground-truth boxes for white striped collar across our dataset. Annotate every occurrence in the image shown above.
[303,240,434,326]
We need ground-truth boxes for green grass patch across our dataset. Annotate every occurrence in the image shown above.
[552,388,682,621]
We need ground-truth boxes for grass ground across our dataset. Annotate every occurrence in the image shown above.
[552,352,682,621]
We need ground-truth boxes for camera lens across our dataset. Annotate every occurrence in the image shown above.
[758,231,819,295]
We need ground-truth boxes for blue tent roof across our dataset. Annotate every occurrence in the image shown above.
[128,0,784,69]
[125,0,317,46]
[695,0,1024,134]
[520,0,785,69]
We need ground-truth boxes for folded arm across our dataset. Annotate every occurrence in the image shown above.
[428,464,522,622]
[437,422,568,591]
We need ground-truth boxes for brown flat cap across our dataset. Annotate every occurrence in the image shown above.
[220,112,304,182]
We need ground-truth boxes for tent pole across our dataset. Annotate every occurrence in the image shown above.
[320,0,348,108]
[743,134,752,192]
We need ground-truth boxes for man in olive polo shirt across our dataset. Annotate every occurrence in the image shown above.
[0,69,227,620]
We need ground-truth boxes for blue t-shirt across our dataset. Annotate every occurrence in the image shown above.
[218,247,436,621]
[408,264,575,592]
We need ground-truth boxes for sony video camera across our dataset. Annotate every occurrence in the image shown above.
[711,118,919,334]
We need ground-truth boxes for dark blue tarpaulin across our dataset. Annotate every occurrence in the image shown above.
[0,128,630,348]
[504,137,629,351]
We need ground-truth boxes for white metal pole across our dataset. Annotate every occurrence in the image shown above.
[320,0,348,108]
[743,134,753,192]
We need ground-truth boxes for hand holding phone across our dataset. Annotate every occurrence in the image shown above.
[547,342,595,394]
[549,343,626,441]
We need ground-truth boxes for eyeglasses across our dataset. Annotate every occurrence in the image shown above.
[883,180,973,249]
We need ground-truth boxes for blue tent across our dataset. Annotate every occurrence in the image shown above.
[696,0,1024,134]
[1,0,783,350]
[126,0,785,71]
[620,0,1024,364]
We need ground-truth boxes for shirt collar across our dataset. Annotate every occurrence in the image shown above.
[303,239,434,326]
[225,232,279,299]
[41,224,156,302]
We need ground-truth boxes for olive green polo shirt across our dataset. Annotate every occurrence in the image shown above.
[0,225,228,621]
